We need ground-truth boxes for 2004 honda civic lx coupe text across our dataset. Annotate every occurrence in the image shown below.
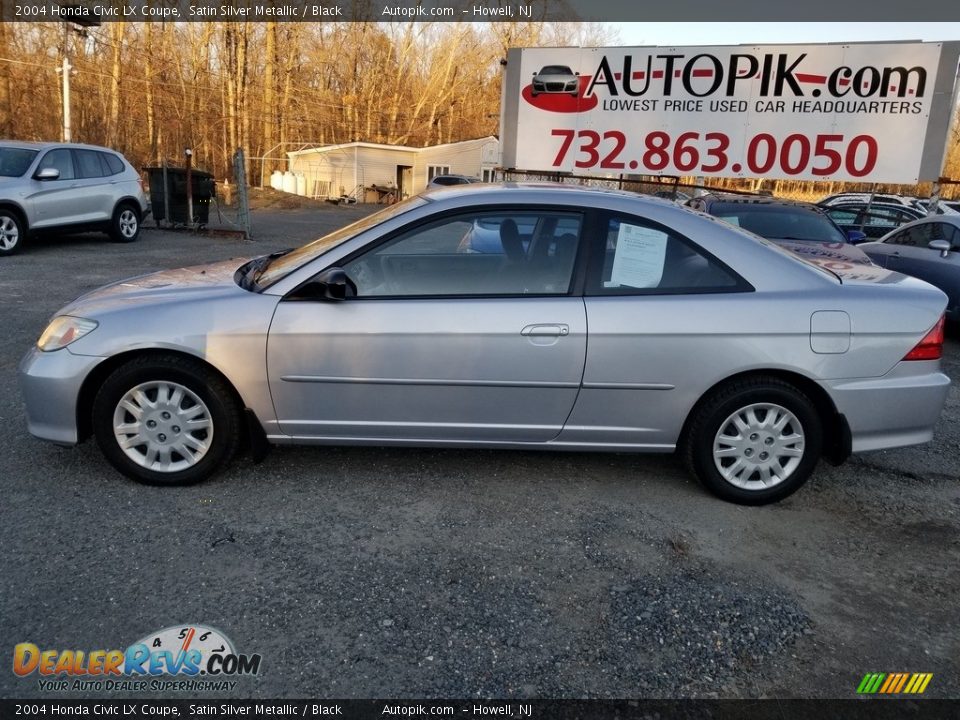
[19,185,950,504]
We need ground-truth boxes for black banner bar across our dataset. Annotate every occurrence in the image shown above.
[3,700,960,720]
[4,0,960,22]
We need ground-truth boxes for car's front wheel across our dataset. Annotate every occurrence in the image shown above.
[0,210,25,256]
[684,376,823,505]
[92,355,242,485]
[110,203,141,243]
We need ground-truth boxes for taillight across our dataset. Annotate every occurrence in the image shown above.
[903,315,945,361]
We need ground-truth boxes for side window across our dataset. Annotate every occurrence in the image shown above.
[342,211,582,297]
[927,223,960,251]
[76,150,107,178]
[36,149,75,180]
[826,208,857,225]
[947,224,960,251]
[885,230,910,246]
[861,207,899,229]
[102,153,125,175]
[589,215,743,295]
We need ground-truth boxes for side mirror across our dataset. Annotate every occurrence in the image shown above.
[929,239,951,258]
[34,167,60,181]
[294,267,357,301]
[846,230,867,244]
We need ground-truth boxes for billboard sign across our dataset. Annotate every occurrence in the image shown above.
[500,43,960,183]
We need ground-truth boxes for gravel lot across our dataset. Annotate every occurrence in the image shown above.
[1,205,958,700]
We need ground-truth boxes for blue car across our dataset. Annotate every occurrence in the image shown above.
[860,216,960,322]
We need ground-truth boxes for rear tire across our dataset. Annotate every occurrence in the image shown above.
[110,203,141,243]
[683,376,822,505]
[0,210,25,256]
[92,355,242,485]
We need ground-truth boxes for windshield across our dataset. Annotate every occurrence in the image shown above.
[0,147,38,177]
[254,195,428,288]
[715,205,846,243]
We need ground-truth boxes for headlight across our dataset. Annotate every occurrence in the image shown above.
[37,316,99,352]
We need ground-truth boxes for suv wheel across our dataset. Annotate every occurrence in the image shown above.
[110,203,141,243]
[0,210,24,256]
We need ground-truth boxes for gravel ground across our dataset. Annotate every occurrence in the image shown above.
[0,205,958,700]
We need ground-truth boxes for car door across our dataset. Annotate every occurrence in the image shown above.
[26,148,90,229]
[558,211,753,448]
[266,207,587,442]
[72,149,116,223]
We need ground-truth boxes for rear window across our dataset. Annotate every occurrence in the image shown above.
[102,153,125,175]
[712,204,845,243]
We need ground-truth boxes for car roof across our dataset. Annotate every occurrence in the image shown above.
[877,213,960,236]
[825,201,923,212]
[691,193,824,213]
[0,140,123,153]
[419,181,678,206]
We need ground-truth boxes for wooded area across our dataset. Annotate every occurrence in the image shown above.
[0,21,610,178]
[0,20,957,199]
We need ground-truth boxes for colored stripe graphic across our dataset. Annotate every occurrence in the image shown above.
[857,673,932,694]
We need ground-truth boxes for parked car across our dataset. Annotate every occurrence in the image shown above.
[911,198,960,216]
[0,141,149,255]
[426,174,480,188]
[820,201,925,241]
[818,192,918,209]
[19,185,949,505]
[860,216,960,322]
[531,65,580,96]
[686,194,874,266]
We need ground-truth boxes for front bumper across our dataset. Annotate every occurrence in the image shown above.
[18,346,105,445]
[825,361,951,453]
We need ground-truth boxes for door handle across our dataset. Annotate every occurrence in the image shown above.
[521,324,569,337]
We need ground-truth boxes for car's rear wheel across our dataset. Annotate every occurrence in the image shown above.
[683,376,822,505]
[92,355,242,485]
[110,203,141,243]
[0,210,24,256]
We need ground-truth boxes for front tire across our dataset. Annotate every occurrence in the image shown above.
[683,376,823,505]
[0,210,25,255]
[92,355,242,485]
[110,203,141,243]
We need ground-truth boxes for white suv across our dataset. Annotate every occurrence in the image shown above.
[0,141,149,256]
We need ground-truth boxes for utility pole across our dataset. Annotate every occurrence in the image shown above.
[56,9,100,143]
[58,21,71,142]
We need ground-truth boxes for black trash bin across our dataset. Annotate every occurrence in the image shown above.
[145,167,216,225]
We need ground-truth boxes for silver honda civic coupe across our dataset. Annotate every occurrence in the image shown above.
[19,185,951,504]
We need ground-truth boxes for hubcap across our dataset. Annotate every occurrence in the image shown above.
[112,381,213,472]
[118,210,138,238]
[712,403,805,490]
[0,216,19,250]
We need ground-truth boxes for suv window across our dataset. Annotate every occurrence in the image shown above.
[102,152,124,175]
[36,149,75,180]
[0,147,38,177]
[343,210,582,297]
[588,215,744,295]
[76,149,107,178]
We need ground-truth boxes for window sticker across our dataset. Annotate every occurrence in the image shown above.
[717,215,741,227]
[609,223,668,289]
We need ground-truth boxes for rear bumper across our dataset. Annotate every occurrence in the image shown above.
[824,362,950,452]
[18,346,104,445]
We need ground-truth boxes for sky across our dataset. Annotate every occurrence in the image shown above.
[614,22,960,47]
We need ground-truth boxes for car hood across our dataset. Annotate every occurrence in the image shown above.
[60,257,252,317]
